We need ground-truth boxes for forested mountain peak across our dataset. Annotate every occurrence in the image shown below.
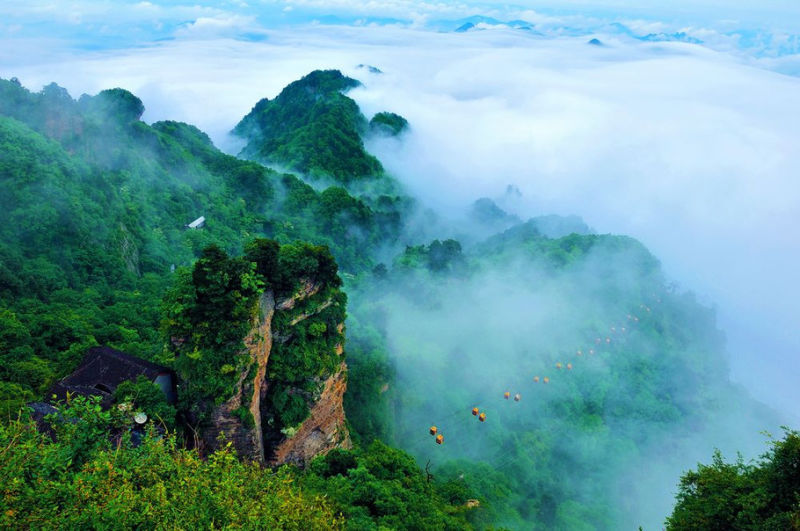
[233,69,405,183]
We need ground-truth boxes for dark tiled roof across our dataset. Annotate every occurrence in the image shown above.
[48,346,175,404]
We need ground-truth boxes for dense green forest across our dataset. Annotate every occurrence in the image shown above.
[0,71,794,529]
[0,74,404,413]
[1,396,471,529]
[0,74,473,528]
[667,429,800,528]
[233,70,384,183]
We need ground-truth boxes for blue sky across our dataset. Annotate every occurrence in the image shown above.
[3,0,800,62]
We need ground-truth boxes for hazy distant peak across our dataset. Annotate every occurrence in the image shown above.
[369,112,409,137]
[357,64,383,74]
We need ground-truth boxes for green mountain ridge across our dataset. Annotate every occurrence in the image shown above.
[233,70,385,183]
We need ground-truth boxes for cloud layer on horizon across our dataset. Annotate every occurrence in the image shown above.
[3,0,800,70]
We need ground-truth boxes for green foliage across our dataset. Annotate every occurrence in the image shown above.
[114,375,177,430]
[394,239,466,273]
[162,240,345,430]
[303,441,474,530]
[274,242,342,296]
[83,88,145,123]
[265,287,347,429]
[0,72,428,529]
[0,382,34,420]
[369,112,409,136]
[244,237,280,284]
[234,70,383,183]
[1,69,767,530]
[667,430,800,530]
[0,75,403,408]
[0,399,341,529]
[163,245,263,414]
[342,309,394,444]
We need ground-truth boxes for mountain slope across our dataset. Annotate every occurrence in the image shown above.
[233,70,383,183]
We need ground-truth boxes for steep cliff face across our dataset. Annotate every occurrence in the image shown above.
[262,283,351,465]
[200,291,275,461]
[268,361,350,466]
[201,282,349,466]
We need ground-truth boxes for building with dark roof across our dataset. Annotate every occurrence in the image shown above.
[48,346,177,406]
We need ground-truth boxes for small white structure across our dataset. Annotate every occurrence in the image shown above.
[186,216,206,229]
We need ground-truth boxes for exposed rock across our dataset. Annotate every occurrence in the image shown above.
[268,362,351,466]
[201,280,350,467]
[289,299,332,326]
[118,223,140,276]
[201,291,275,461]
[276,280,323,311]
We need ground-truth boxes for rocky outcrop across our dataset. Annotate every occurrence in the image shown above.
[276,280,323,311]
[201,282,349,467]
[263,285,350,466]
[200,292,275,461]
[268,362,351,466]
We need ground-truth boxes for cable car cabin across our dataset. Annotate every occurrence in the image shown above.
[514,393,521,402]
[436,434,444,444]
[504,391,510,399]
[430,426,437,436]
[479,412,486,422]
[472,407,479,416]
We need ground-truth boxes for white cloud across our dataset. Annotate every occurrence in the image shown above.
[174,14,261,39]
